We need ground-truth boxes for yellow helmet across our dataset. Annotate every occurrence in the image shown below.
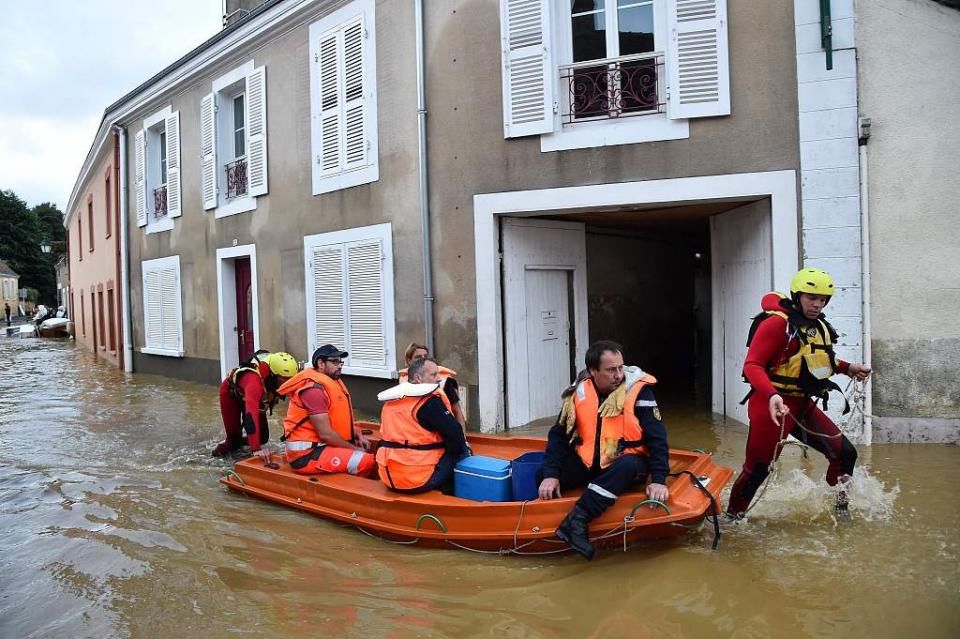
[264,352,299,378]
[790,268,834,297]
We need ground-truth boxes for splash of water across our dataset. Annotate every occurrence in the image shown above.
[743,465,899,523]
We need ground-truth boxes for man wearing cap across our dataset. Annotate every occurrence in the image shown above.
[277,344,376,477]
[213,350,299,460]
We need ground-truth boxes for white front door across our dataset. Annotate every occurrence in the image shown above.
[502,218,588,429]
[710,201,772,424]
[524,268,572,424]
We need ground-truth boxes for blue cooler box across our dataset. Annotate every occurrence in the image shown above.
[454,455,513,502]
[511,451,545,501]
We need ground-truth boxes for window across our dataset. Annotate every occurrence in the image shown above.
[135,106,181,233]
[87,196,95,252]
[202,61,268,218]
[498,0,729,150]
[104,169,112,238]
[141,255,184,357]
[77,216,83,261]
[309,0,379,195]
[80,292,85,336]
[98,289,106,349]
[304,223,395,378]
[90,291,96,346]
[107,287,116,351]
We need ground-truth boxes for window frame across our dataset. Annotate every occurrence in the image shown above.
[142,106,175,234]
[87,195,95,252]
[303,223,396,379]
[209,60,259,218]
[104,167,112,239]
[309,0,380,196]
[141,255,185,357]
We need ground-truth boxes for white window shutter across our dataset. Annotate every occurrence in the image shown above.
[666,0,731,119]
[311,244,347,354]
[135,130,147,227]
[318,31,342,176]
[342,18,366,171]
[143,269,162,348]
[160,266,180,351]
[245,67,268,197]
[165,112,182,218]
[499,0,555,138]
[345,239,385,367]
[200,92,218,210]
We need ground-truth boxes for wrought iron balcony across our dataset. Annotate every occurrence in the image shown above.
[153,184,167,219]
[559,52,665,124]
[226,157,248,199]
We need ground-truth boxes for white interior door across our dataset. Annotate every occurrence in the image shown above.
[502,218,588,429]
[524,269,572,424]
[710,200,772,425]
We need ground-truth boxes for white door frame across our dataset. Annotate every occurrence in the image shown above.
[473,170,799,433]
[216,244,260,379]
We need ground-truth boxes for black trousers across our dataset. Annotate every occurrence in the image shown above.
[537,451,651,518]
[390,450,459,495]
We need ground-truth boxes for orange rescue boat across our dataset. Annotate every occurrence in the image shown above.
[219,423,733,555]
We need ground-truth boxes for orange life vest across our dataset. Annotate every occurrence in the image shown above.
[573,376,654,469]
[278,369,355,465]
[376,390,451,490]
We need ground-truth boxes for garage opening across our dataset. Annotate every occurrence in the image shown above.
[501,197,772,428]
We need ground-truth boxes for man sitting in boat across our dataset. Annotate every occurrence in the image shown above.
[277,344,376,477]
[399,342,466,428]
[213,350,298,460]
[377,357,470,494]
[537,340,670,560]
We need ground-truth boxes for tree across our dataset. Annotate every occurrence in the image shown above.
[0,189,59,306]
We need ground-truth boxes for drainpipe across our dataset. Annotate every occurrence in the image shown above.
[858,116,872,445]
[114,124,134,373]
[415,0,434,353]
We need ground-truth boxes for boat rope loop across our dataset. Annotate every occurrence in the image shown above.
[415,513,447,533]
[220,468,245,485]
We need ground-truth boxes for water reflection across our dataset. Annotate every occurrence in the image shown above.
[0,338,957,638]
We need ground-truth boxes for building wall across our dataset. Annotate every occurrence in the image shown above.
[67,144,122,367]
[123,1,422,413]
[423,0,803,384]
[858,0,960,442]
[1,275,18,312]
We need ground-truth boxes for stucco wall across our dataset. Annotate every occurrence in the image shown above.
[123,0,423,390]
[424,0,803,382]
[67,143,122,367]
[858,0,960,440]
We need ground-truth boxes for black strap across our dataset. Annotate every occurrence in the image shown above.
[288,443,324,470]
[280,416,311,443]
[378,440,445,451]
[667,470,722,551]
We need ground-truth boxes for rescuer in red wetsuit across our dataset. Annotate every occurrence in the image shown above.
[212,351,299,461]
[725,269,871,519]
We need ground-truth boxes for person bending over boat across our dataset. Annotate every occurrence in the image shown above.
[399,342,466,428]
[213,350,298,461]
[725,268,871,521]
[537,340,670,560]
[376,357,470,494]
[277,344,376,477]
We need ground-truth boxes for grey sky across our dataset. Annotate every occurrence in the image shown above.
[0,1,222,212]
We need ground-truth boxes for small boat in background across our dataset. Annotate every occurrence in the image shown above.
[220,422,733,555]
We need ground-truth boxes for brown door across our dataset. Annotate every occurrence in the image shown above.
[235,258,254,363]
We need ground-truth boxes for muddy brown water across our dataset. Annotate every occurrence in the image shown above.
[1,338,957,638]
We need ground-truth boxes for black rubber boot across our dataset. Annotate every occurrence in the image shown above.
[556,506,595,560]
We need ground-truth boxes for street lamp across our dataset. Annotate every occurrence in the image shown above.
[40,239,51,254]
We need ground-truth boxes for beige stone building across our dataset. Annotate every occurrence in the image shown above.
[65,0,957,442]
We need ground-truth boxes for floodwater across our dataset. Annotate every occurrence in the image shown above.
[1,338,957,639]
